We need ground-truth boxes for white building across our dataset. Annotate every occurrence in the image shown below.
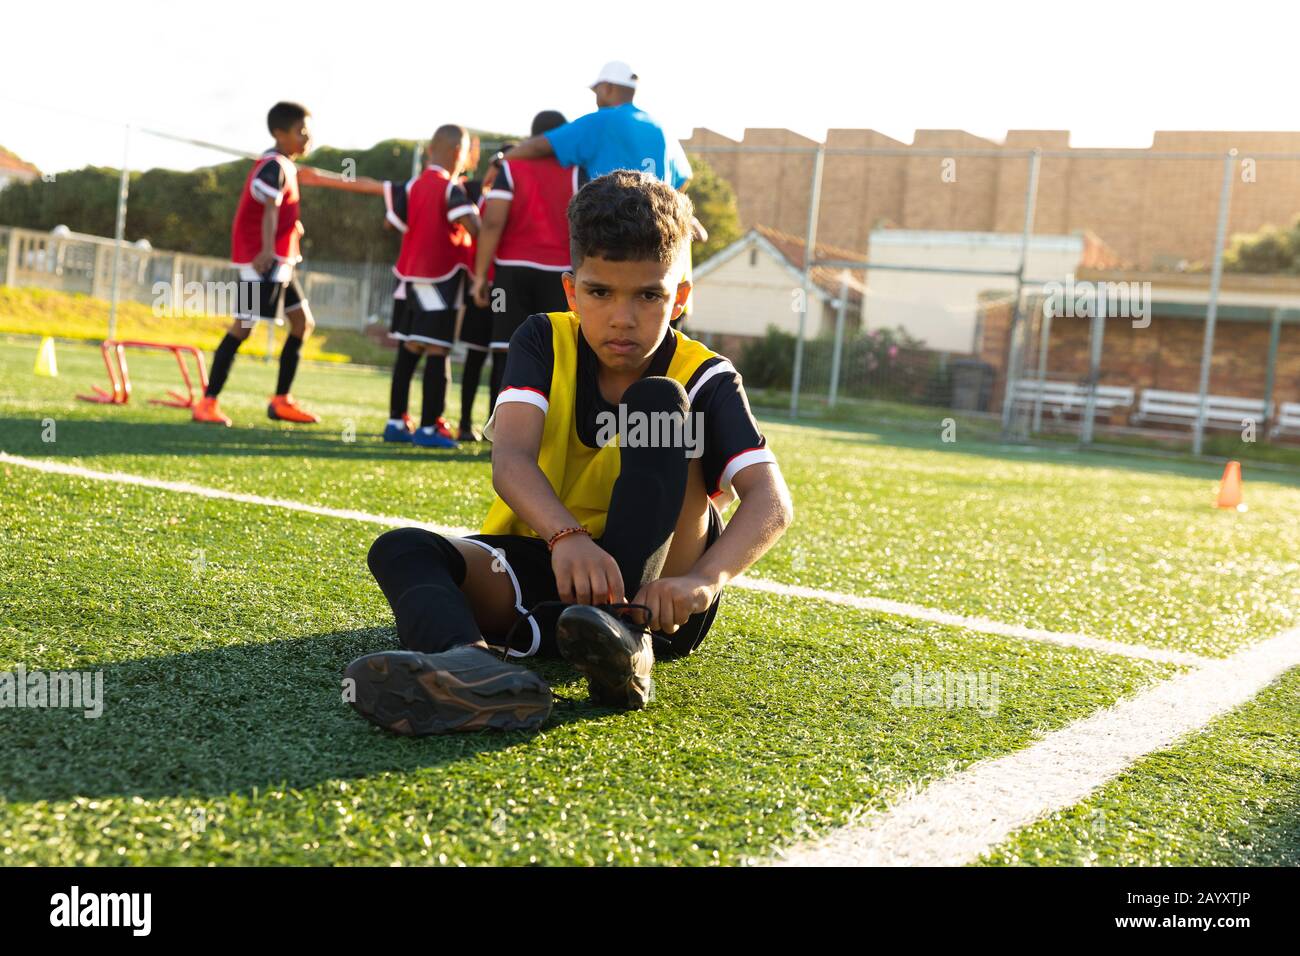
[689,226,865,344]
[864,230,1119,353]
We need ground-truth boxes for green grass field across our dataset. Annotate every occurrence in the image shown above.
[2,334,1299,866]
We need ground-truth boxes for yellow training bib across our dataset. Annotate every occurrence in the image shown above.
[481,311,717,539]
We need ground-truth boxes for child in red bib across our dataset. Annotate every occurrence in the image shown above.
[380,126,481,449]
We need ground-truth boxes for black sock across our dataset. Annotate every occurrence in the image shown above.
[389,346,420,419]
[275,333,304,396]
[421,352,448,427]
[460,349,487,428]
[367,528,479,652]
[599,377,692,595]
[489,350,507,412]
[205,333,243,398]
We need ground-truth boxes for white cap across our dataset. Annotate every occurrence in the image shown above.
[590,61,638,90]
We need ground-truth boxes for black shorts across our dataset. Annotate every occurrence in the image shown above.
[235,274,306,325]
[459,298,492,352]
[390,274,465,348]
[488,264,569,350]
[463,503,724,660]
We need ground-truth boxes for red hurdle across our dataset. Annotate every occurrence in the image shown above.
[77,339,210,408]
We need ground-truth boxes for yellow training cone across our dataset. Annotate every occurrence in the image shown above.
[34,336,58,377]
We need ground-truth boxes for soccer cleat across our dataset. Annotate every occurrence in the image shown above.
[267,393,320,424]
[382,421,414,443]
[457,424,480,442]
[431,416,456,442]
[556,604,656,710]
[401,412,416,433]
[411,426,458,449]
[192,395,232,426]
[344,645,552,735]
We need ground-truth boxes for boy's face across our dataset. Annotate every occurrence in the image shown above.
[273,120,310,159]
[563,255,691,373]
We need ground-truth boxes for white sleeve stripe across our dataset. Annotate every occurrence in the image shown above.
[447,204,477,221]
[687,359,737,405]
[720,448,777,493]
[251,179,283,202]
[484,189,514,200]
[495,388,549,415]
[382,180,406,225]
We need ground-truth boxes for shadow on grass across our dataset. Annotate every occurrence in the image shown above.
[0,627,596,804]
[0,416,490,465]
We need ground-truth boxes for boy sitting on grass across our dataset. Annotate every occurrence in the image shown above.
[344,170,794,734]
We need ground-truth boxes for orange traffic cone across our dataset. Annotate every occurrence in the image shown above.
[1216,460,1245,511]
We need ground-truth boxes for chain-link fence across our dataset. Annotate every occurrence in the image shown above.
[683,140,1300,456]
[7,108,1300,458]
[0,224,398,330]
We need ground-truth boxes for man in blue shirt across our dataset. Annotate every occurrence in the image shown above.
[506,61,693,191]
[505,62,705,326]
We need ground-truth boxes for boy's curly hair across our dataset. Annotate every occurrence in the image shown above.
[568,170,693,269]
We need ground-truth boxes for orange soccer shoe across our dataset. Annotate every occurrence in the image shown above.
[267,394,320,424]
[192,396,232,426]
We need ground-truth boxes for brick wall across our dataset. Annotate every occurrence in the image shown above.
[683,128,1300,270]
[1038,314,1300,406]
[975,294,1015,410]
[973,297,1300,415]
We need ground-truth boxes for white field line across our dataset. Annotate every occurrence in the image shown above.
[773,623,1300,867]
[1,451,1206,668]
[733,578,1204,668]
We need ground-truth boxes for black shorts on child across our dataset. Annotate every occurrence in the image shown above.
[389,273,465,347]
[488,264,569,350]
[459,298,492,352]
[235,274,306,325]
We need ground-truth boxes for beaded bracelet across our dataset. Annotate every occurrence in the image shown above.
[547,526,591,552]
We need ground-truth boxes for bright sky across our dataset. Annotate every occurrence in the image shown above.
[4,0,1297,174]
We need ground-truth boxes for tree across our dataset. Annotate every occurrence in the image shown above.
[0,129,517,265]
[1222,217,1300,274]
[684,155,742,264]
[0,167,121,237]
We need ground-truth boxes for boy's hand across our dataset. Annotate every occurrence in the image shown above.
[551,534,625,607]
[252,250,276,274]
[471,276,490,309]
[634,574,718,634]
